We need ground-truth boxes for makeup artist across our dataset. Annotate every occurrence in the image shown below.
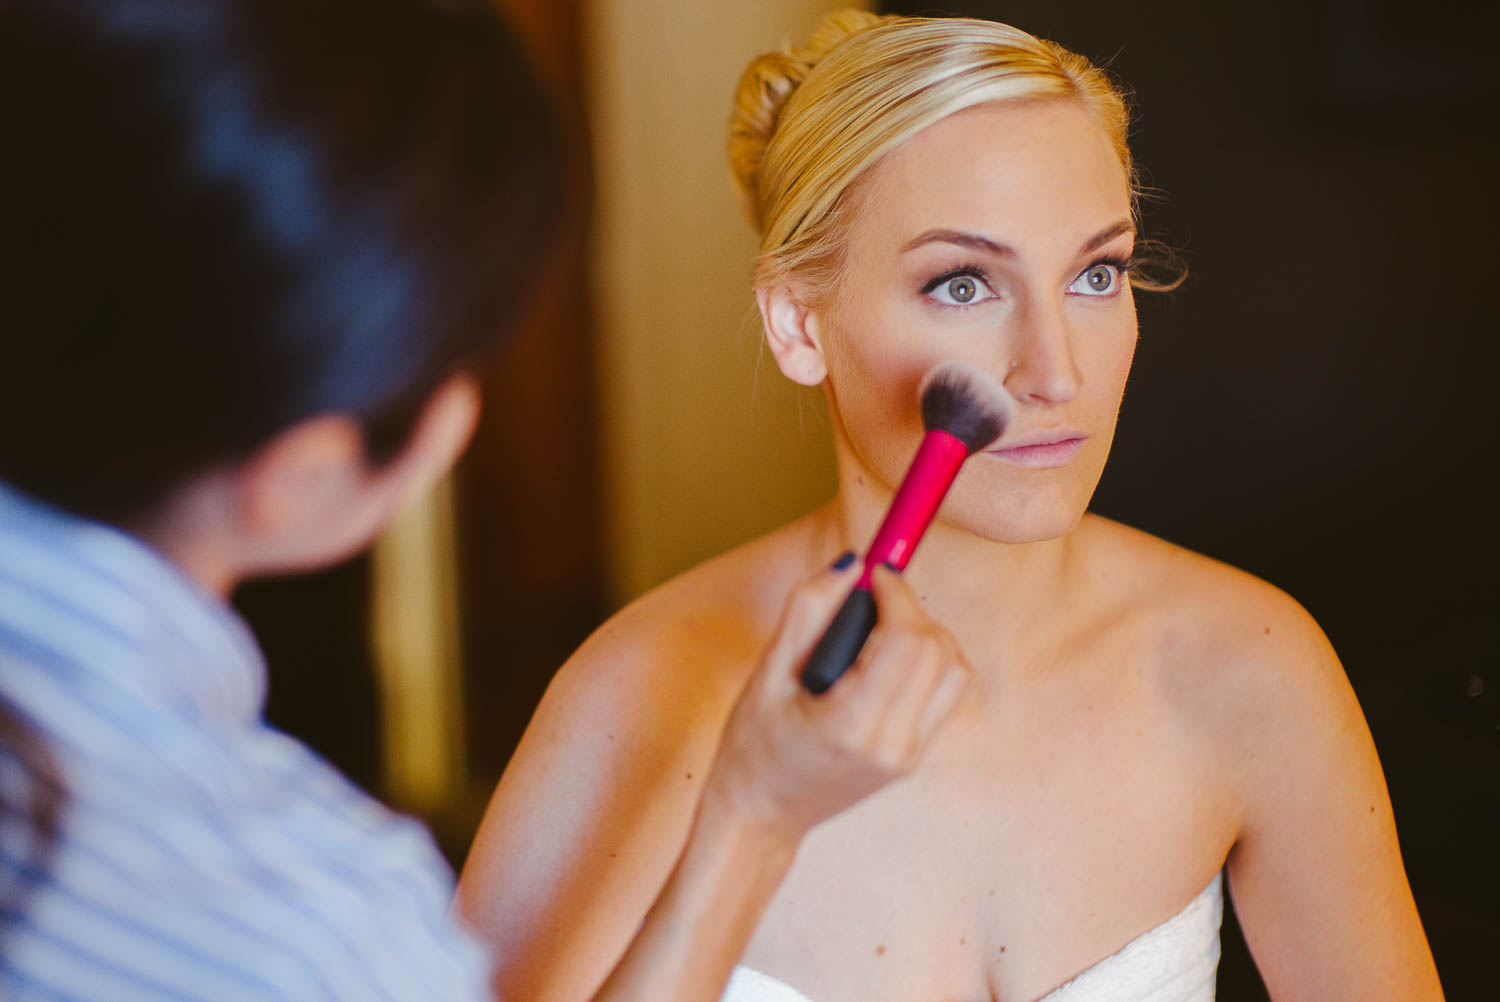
[0,1,969,999]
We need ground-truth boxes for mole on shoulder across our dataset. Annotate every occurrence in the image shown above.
[1264,627,1271,635]
[875,944,886,956]
[685,772,693,780]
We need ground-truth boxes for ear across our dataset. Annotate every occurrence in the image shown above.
[235,375,481,574]
[756,284,827,386]
[239,414,367,540]
[373,374,482,518]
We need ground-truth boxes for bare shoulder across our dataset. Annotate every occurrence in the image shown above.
[1080,516,1374,828]
[471,510,836,832]
[1081,515,1333,659]
[1079,518,1348,735]
[456,513,836,984]
[549,513,831,724]
[1072,528,1442,997]
[506,511,845,801]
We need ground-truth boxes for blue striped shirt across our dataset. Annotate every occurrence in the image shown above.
[0,482,493,1001]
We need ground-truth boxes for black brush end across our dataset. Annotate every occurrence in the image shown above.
[918,361,1009,453]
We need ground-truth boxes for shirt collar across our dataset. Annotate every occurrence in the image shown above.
[0,480,267,725]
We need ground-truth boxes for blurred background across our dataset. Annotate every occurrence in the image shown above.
[234,1,1498,997]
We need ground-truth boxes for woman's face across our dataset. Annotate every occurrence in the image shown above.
[813,97,1138,543]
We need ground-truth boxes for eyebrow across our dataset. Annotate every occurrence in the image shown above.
[901,218,1136,257]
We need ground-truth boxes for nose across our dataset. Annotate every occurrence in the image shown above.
[1003,297,1082,405]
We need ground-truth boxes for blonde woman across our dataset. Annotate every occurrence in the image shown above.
[457,12,1442,1002]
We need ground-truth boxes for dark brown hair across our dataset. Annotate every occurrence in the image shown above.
[0,0,563,923]
[0,0,565,525]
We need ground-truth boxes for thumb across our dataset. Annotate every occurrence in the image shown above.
[865,562,926,627]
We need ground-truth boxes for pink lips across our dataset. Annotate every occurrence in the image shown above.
[985,434,1087,468]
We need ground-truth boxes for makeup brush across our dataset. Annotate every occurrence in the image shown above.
[801,360,1010,694]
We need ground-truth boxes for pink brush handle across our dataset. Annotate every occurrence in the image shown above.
[856,429,969,588]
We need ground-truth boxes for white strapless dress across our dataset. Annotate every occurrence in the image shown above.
[720,873,1223,1002]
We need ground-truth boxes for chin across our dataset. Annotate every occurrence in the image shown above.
[939,471,1097,544]
[946,504,1087,545]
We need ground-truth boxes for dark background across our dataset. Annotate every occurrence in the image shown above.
[879,1,1500,997]
[240,1,1498,998]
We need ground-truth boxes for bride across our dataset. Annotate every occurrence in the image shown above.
[456,12,1442,1001]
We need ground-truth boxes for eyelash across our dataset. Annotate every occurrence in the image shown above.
[920,263,988,298]
[919,255,1138,303]
[1089,255,1136,277]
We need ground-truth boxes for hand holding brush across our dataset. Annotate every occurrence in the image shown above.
[802,360,1009,693]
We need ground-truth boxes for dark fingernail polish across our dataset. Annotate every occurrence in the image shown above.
[831,551,856,571]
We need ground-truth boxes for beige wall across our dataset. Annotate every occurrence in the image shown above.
[587,0,864,604]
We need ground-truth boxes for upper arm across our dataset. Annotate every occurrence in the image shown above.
[1220,589,1442,1000]
[454,609,753,1002]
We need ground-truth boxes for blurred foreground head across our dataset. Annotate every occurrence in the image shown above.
[0,0,564,525]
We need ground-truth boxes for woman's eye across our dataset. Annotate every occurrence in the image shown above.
[927,272,992,306]
[1070,263,1122,296]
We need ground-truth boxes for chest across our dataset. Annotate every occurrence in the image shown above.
[740,665,1236,1002]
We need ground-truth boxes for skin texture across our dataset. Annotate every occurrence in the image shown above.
[457,98,1443,1001]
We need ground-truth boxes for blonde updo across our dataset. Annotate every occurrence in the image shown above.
[729,11,1152,299]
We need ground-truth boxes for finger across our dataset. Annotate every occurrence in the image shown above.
[914,657,970,747]
[869,630,947,756]
[815,624,928,739]
[761,554,862,687]
[911,629,971,736]
[827,569,962,744]
[865,563,929,630]
[843,565,945,701]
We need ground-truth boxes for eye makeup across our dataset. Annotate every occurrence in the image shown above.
[917,253,1136,307]
[919,264,997,307]
[920,264,990,297]
[1085,254,1135,277]
[1070,255,1136,297]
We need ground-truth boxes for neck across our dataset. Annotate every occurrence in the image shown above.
[125,484,242,600]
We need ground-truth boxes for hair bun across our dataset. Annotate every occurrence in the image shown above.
[728,9,882,230]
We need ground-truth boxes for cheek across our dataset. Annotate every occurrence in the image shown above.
[820,302,944,478]
[1087,305,1138,417]
[832,330,929,409]
[1068,305,1138,491]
